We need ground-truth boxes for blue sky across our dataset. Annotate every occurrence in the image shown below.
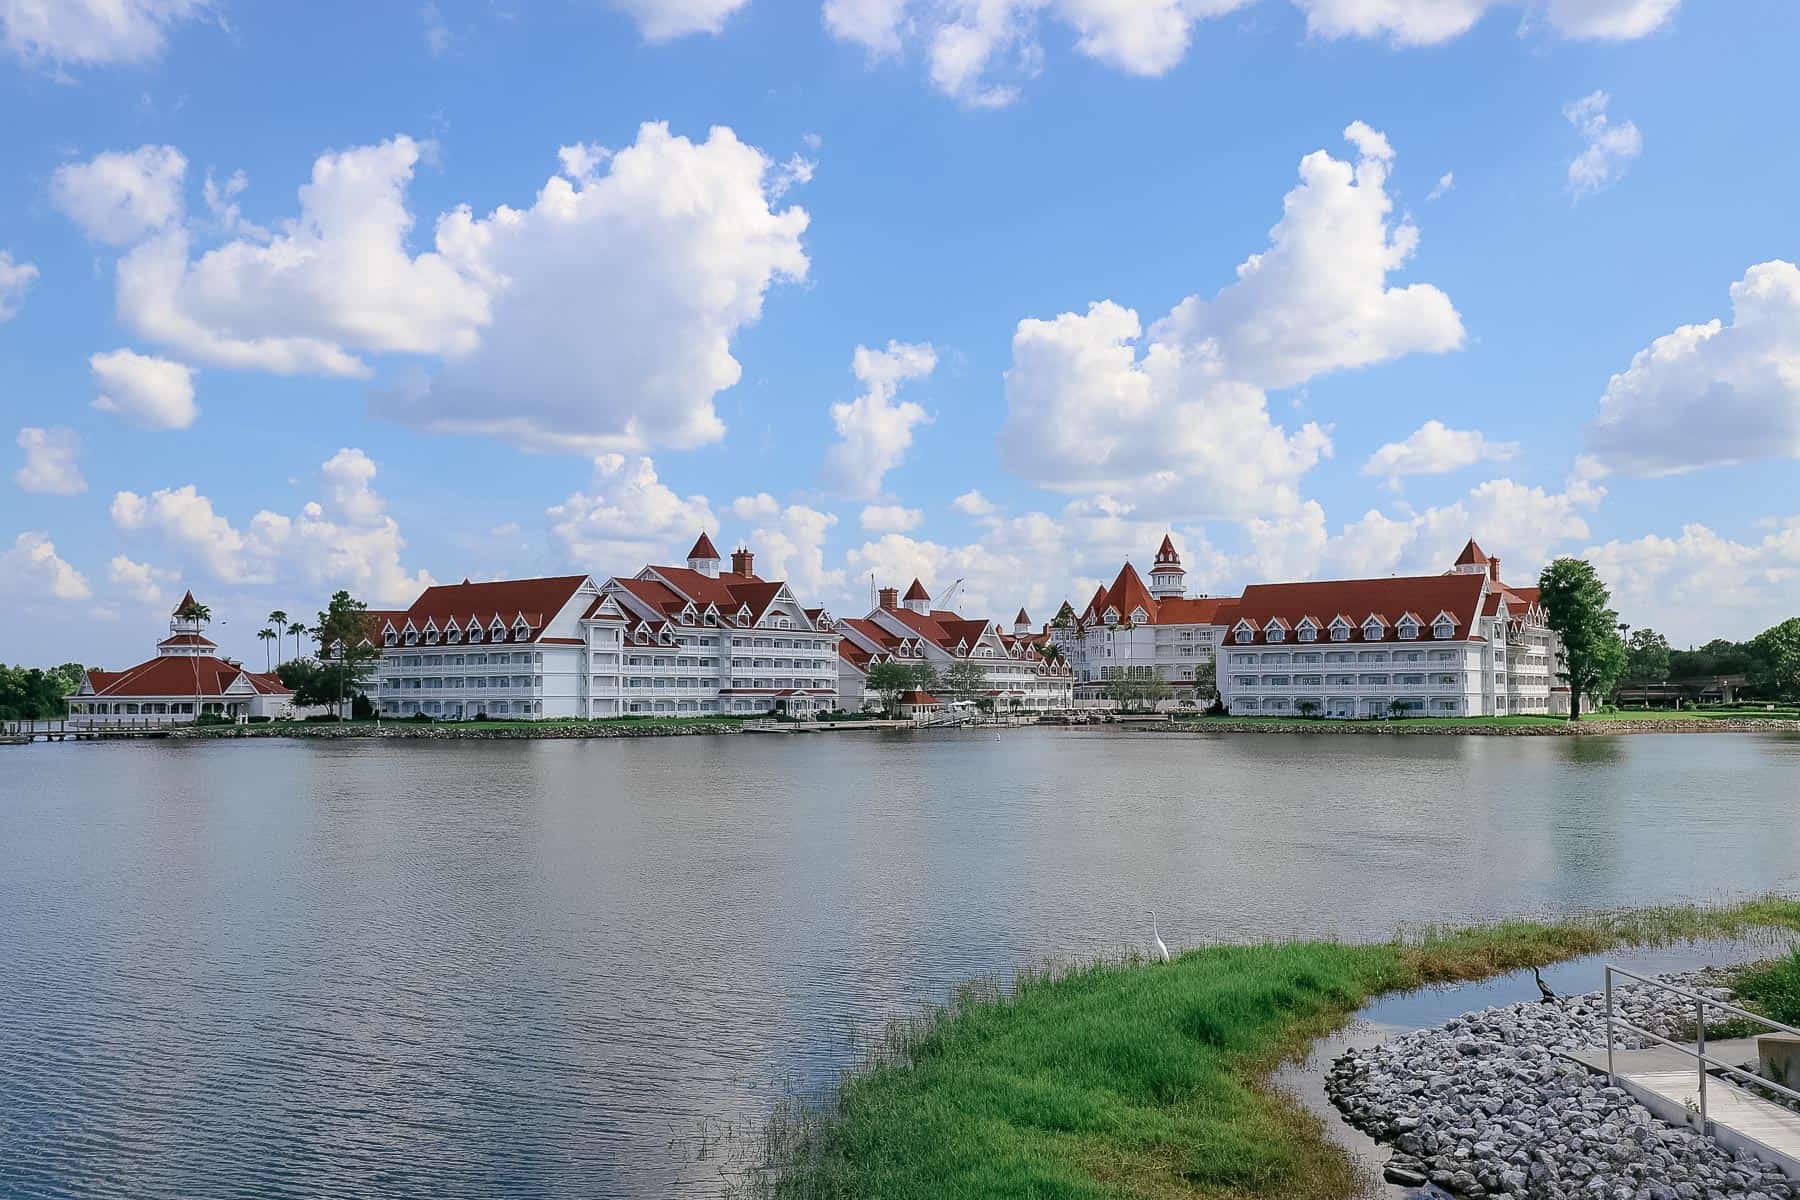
[3,0,1797,668]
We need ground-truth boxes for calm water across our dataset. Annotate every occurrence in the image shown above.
[4,728,1799,1198]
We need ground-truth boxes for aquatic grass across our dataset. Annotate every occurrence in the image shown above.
[1734,946,1800,1027]
[732,897,1800,1200]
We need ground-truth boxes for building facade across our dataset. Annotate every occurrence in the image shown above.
[67,591,298,722]
[372,536,840,720]
[836,580,1073,712]
[1049,537,1229,706]
[1214,540,1572,719]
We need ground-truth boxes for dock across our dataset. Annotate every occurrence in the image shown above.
[1566,1041,1800,1177]
[2,718,178,744]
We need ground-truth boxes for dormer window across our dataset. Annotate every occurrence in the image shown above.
[1234,621,1257,643]
[1362,619,1385,641]
[490,620,507,640]
[1433,618,1456,639]
[405,631,418,646]
[384,632,397,647]
[467,625,482,643]
[447,625,461,643]
[1397,618,1419,641]
[1266,626,1286,643]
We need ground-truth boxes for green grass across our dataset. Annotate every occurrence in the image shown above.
[1735,948,1800,1027]
[734,898,1800,1200]
[1165,710,1800,731]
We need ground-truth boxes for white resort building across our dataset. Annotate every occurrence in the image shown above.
[835,580,1074,712]
[1049,537,1231,706]
[67,591,299,723]
[372,535,840,720]
[1214,540,1570,719]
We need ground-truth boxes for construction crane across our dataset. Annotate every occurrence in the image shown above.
[934,577,966,613]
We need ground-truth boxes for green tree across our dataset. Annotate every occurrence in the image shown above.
[1102,667,1170,713]
[312,590,382,718]
[258,627,277,671]
[942,660,989,709]
[1625,628,1671,684]
[0,663,86,720]
[1539,557,1628,721]
[865,660,917,716]
[1190,659,1217,704]
[1749,618,1800,702]
[287,620,308,665]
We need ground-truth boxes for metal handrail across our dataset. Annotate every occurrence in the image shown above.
[1605,963,1800,1134]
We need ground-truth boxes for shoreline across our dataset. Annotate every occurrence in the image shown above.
[125,714,1800,741]
[1133,716,1800,736]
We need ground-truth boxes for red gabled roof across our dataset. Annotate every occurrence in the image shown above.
[1084,585,1109,621]
[157,633,217,648]
[398,576,589,642]
[171,589,199,616]
[83,656,292,698]
[687,532,720,561]
[903,578,931,602]
[1015,607,1030,624]
[1454,538,1488,567]
[1154,596,1232,625]
[839,642,872,669]
[1221,573,1487,644]
[1103,562,1159,621]
[898,690,940,705]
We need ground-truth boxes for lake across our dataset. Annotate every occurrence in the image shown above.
[4,728,1799,1197]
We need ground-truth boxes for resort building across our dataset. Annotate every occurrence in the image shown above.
[1214,540,1570,719]
[836,581,1074,712]
[1048,537,1232,706]
[66,591,298,722]
[371,535,840,719]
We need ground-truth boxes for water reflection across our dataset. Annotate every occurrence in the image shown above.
[1,730,1798,1197]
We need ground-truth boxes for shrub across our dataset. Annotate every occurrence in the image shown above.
[246,715,272,724]
[303,713,341,723]
[1736,948,1800,1027]
[405,713,434,723]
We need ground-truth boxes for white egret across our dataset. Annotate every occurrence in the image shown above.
[1146,910,1170,963]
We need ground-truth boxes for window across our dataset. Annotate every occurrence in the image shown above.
[1397,621,1418,641]
[1330,621,1350,642]
[1266,627,1286,643]
[1433,619,1455,639]
[1298,627,1316,643]
[1362,620,1384,641]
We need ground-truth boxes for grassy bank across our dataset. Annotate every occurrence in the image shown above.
[1155,712,1800,734]
[734,898,1800,1200]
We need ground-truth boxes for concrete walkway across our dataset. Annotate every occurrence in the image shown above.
[1567,1040,1800,1177]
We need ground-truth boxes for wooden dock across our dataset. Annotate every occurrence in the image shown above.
[2,718,178,744]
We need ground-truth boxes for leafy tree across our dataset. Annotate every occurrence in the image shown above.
[1670,638,1753,680]
[287,620,308,665]
[1749,618,1800,702]
[312,590,382,718]
[1190,659,1218,703]
[1539,557,1628,721]
[258,627,278,671]
[1102,667,1171,713]
[1295,699,1321,719]
[942,660,989,708]
[1625,628,1671,683]
[0,662,86,720]
[865,660,917,716]
[1387,698,1411,719]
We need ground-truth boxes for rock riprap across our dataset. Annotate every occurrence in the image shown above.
[1326,972,1795,1198]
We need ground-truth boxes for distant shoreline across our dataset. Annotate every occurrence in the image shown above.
[1132,716,1800,736]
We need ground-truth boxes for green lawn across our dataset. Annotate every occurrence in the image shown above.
[734,899,1800,1200]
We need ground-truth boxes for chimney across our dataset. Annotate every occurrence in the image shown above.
[878,586,899,611]
[1487,555,1500,583]
[731,547,755,577]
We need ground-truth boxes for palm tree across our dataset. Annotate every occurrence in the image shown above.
[267,611,289,663]
[258,628,277,671]
[178,597,212,720]
[288,620,308,663]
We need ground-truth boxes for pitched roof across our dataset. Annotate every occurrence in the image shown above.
[687,532,720,560]
[156,633,217,648]
[171,589,199,615]
[1015,607,1030,624]
[1216,573,1487,645]
[1454,538,1488,566]
[394,576,589,642]
[1104,562,1158,620]
[903,578,931,602]
[82,656,292,698]
[1154,596,1232,624]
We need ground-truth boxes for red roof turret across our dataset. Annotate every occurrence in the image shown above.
[1454,538,1488,567]
[903,578,931,602]
[687,532,720,561]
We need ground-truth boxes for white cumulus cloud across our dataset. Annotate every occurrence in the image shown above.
[1564,90,1642,199]
[729,494,845,598]
[1587,261,1800,476]
[379,122,810,452]
[1,0,211,67]
[108,554,178,607]
[1586,519,1800,645]
[612,0,750,40]
[822,340,936,499]
[548,454,718,568]
[1289,0,1679,45]
[0,250,40,321]
[14,426,86,495]
[0,531,90,601]
[90,348,198,430]
[825,0,1256,106]
[1000,122,1459,516]
[51,145,188,245]
[108,448,434,605]
[860,504,923,532]
[1362,420,1518,486]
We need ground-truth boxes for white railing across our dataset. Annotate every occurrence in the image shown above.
[1605,963,1800,1134]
